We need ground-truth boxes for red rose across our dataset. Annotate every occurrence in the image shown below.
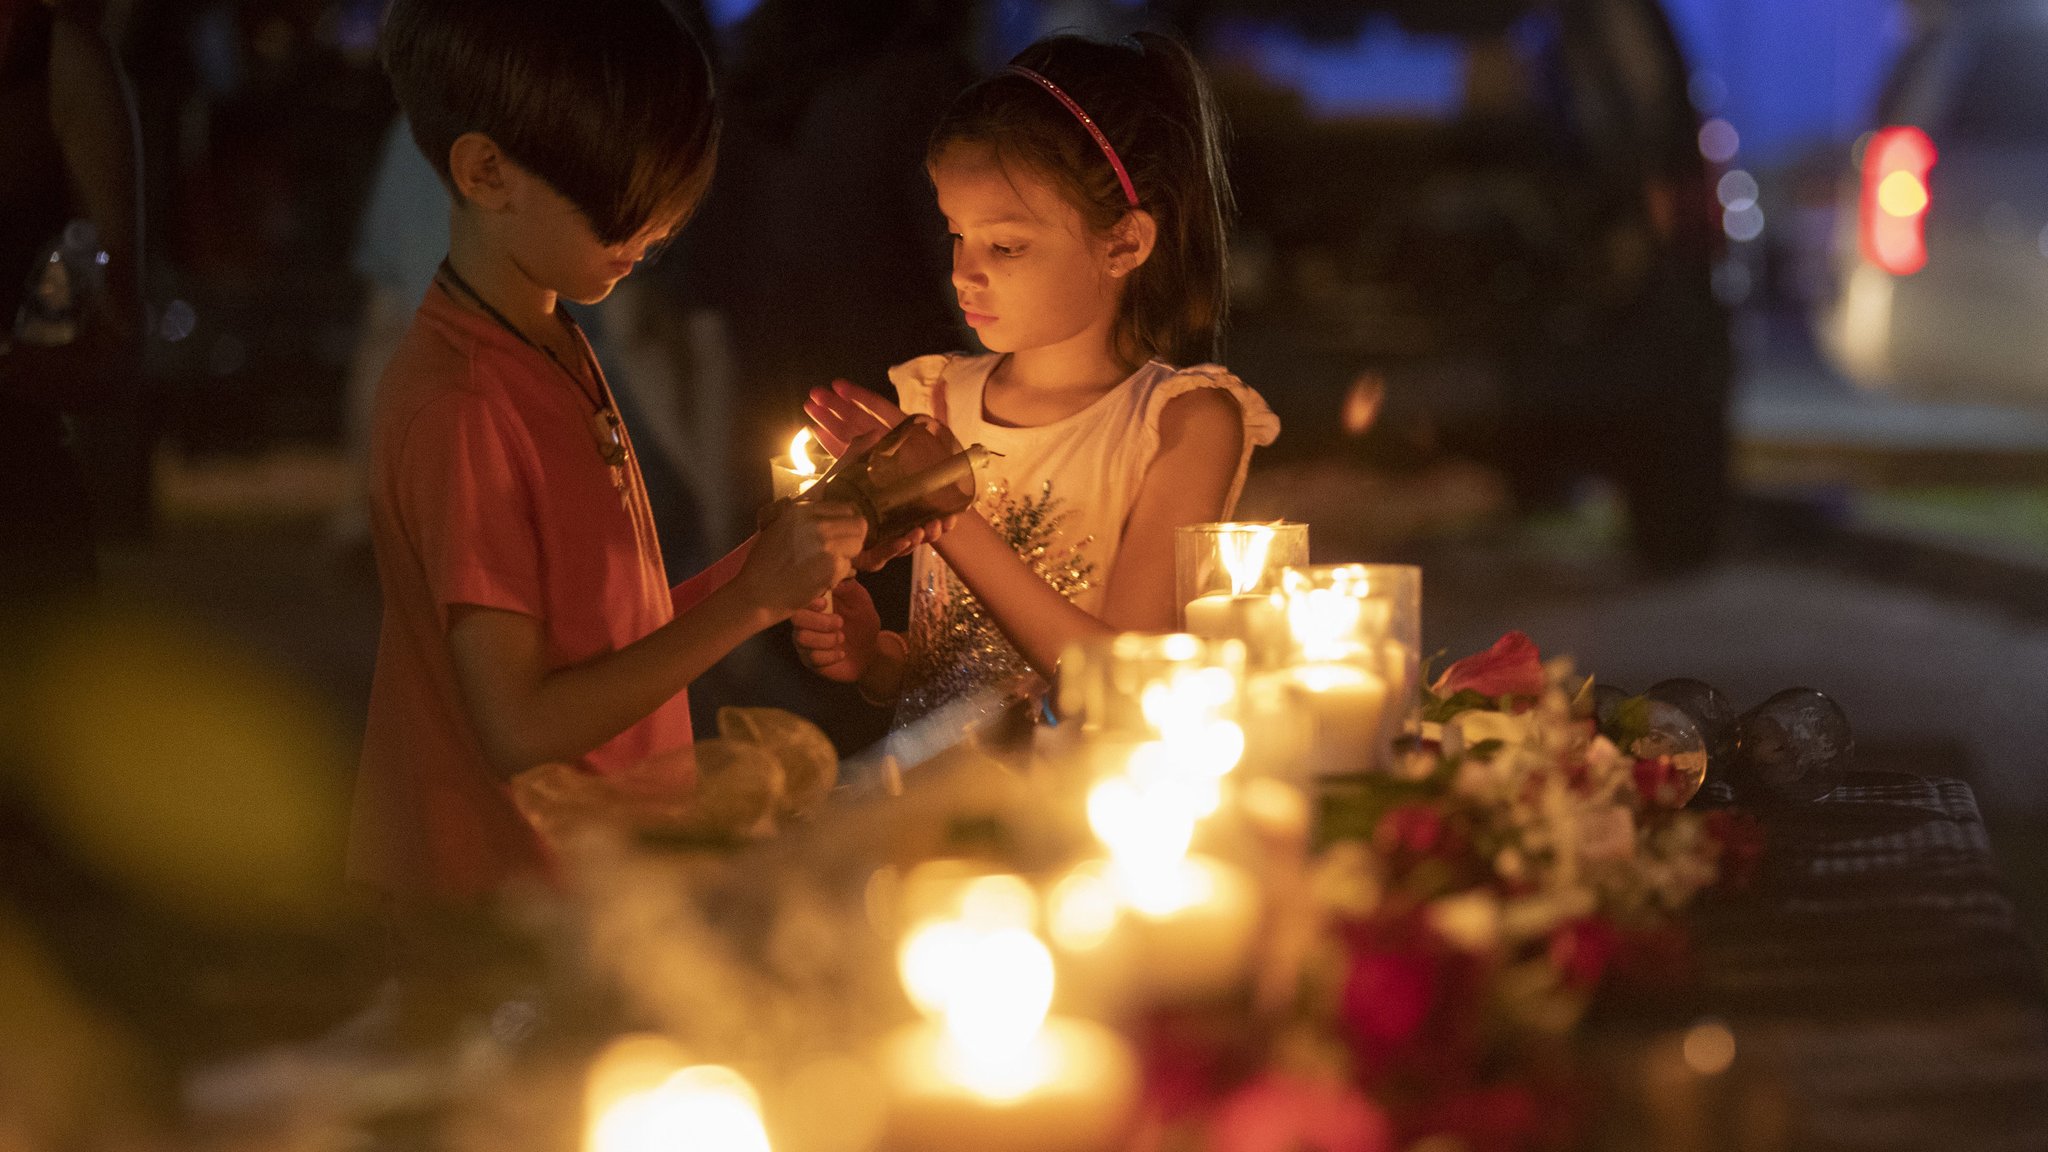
[1211,1073,1394,1152]
[1433,632,1547,700]
[1342,946,1436,1052]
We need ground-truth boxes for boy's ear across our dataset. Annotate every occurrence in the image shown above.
[1105,209,1158,279]
[447,132,516,211]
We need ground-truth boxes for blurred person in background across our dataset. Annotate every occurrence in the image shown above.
[0,0,142,616]
[664,0,976,752]
[677,0,975,539]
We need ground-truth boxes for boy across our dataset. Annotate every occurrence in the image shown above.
[351,0,888,926]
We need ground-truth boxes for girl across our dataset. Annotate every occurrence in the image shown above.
[795,32,1279,725]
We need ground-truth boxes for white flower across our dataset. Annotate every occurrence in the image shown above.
[1501,887,1597,941]
[1451,708,1532,753]
[1428,891,1503,953]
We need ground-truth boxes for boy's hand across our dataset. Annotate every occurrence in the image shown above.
[806,379,905,457]
[854,515,958,572]
[792,579,880,683]
[744,500,866,619]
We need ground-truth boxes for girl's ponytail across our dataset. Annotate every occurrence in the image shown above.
[1126,31,1233,365]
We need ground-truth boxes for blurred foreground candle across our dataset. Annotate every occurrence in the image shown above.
[1176,522,1306,668]
[881,875,1137,1152]
[1057,632,1245,746]
[1281,564,1421,773]
[1053,847,1259,1004]
[585,1035,772,1152]
[771,428,828,500]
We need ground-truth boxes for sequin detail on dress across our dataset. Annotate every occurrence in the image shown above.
[895,479,1097,726]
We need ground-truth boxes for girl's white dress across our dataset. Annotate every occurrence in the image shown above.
[888,351,1281,726]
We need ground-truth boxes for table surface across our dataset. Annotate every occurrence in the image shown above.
[1626,771,2048,1152]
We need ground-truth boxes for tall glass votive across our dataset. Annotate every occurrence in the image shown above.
[1175,522,1308,670]
[1279,564,1422,775]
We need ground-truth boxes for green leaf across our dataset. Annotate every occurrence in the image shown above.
[1424,689,1496,724]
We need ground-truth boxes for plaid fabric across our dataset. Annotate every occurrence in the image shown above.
[1601,771,2048,1152]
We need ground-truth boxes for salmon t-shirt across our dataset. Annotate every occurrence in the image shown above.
[348,281,741,902]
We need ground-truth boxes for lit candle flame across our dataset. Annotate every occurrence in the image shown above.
[588,1059,772,1152]
[789,428,820,477]
[896,875,1056,1100]
[1218,525,1275,595]
[1283,565,1390,664]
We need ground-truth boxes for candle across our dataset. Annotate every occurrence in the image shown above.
[1281,564,1421,769]
[1174,522,1308,655]
[1289,661,1389,777]
[771,428,828,500]
[1103,853,1259,1003]
[1183,590,1288,668]
[879,1017,1137,1152]
[880,874,1138,1152]
[586,1037,773,1152]
[1080,768,1263,1002]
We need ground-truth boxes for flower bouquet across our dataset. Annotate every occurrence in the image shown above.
[1137,633,1763,1152]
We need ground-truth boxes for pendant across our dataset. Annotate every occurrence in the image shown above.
[592,409,627,467]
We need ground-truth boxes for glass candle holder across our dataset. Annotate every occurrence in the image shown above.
[1174,522,1308,669]
[1056,633,1246,744]
[1279,563,1422,774]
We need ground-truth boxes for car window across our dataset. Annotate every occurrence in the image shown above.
[1940,23,2048,144]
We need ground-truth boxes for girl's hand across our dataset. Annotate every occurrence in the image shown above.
[742,500,867,620]
[806,378,906,457]
[855,514,959,572]
[792,579,881,683]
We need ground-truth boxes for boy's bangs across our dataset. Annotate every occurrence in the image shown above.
[540,29,719,247]
[384,0,718,249]
[608,120,719,247]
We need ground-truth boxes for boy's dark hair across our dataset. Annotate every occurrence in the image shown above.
[381,0,718,247]
[930,33,1233,366]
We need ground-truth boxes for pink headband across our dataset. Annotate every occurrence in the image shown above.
[1003,64,1139,208]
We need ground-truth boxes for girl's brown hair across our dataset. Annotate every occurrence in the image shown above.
[930,32,1233,367]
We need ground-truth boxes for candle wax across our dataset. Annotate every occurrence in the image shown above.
[1121,852,1260,1002]
[879,1015,1138,1152]
[1291,661,1389,776]
[1184,592,1287,668]
[770,456,820,501]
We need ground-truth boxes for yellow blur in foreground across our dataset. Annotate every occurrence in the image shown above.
[6,605,353,927]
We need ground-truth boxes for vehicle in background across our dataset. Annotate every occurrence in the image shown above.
[1820,1,2048,407]
[1183,0,1731,571]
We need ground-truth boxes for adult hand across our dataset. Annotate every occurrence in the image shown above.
[806,378,906,458]
[791,578,881,683]
[741,499,866,620]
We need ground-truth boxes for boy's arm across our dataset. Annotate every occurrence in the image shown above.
[449,503,865,779]
[672,538,754,614]
[930,388,1244,674]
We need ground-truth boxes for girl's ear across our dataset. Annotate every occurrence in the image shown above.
[1105,209,1158,279]
[447,131,516,212]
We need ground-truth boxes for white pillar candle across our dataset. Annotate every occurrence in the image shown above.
[1183,591,1288,669]
[1289,661,1389,777]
